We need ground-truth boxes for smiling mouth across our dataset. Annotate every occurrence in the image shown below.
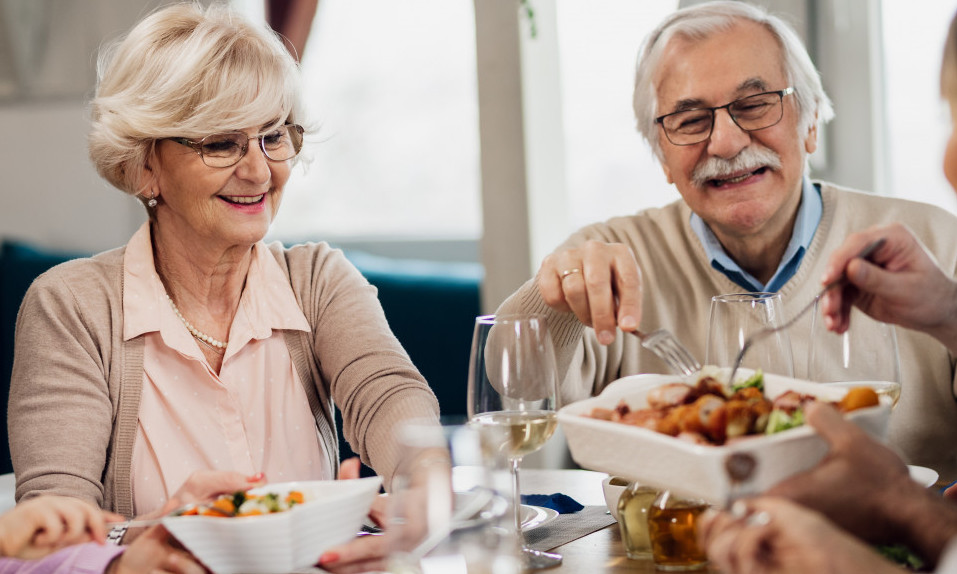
[709,166,769,187]
[220,194,266,205]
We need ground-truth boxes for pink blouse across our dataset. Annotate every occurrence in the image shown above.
[122,224,331,516]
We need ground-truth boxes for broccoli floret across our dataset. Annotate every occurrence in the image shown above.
[732,370,764,394]
[765,407,805,435]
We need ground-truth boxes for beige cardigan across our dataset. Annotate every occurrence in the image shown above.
[499,183,957,478]
[9,241,440,517]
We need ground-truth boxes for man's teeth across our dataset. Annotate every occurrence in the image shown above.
[222,194,264,204]
[715,170,757,185]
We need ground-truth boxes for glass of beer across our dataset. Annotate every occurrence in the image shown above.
[647,491,709,571]
[617,482,659,560]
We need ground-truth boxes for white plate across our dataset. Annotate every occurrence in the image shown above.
[557,371,891,505]
[908,465,939,488]
[520,504,558,531]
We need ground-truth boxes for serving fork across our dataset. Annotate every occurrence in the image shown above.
[628,329,701,377]
[726,237,886,385]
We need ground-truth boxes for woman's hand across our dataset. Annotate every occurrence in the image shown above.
[701,497,901,574]
[0,495,123,560]
[107,526,206,574]
[820,223,957,352]
[537,240,642,345]
[316,457,392,573]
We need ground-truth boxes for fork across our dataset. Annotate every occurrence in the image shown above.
[628,328,701,377]
[105,501,234,529]
[726,237,886,385]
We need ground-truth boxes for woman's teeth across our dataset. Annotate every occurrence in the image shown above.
[222,194,265,204]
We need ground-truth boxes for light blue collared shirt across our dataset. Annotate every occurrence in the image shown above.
[690,178,822,293]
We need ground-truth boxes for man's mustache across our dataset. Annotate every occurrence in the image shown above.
[691,146,782,186]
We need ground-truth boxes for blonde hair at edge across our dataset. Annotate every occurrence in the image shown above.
[632,0,834,162]
[942,13,957,104]
[87,1,304,200]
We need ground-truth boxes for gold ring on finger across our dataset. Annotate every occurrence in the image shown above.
[560,268,582,280]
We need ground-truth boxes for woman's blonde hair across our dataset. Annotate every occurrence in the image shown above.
[942,12,957,104]
[88,1,303,196]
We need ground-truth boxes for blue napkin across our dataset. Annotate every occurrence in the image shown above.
[520,493,584,514]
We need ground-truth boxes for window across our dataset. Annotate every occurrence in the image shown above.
[234,0,482,243]
[882,0,957,213]
[556,0,681,231]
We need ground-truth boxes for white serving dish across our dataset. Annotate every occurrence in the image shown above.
[557,371,890,506]
[163,477,382,574]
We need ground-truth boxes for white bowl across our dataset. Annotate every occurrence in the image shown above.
[557,372,890,506]
[163,477,382,574]
[601,476,628,521]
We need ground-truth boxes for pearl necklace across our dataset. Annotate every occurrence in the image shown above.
[166,294,228,351]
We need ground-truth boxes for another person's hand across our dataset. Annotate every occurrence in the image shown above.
[768,402,957,566]
[107,525,206,574]
[537,240,642,345]
[0,495,123,560]
[820,223,957,352]
[701,497,901,574]
[316,457,391,574]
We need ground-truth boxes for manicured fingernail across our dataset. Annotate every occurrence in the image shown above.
[247,472,265,482]
[620,316,637,330]
[598,330,615,345]
[318,552,339,565]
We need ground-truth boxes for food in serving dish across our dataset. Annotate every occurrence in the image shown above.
[162,477,381,574]
[556,371,890,504]
[176,490,306,517]
[586,370,878,446]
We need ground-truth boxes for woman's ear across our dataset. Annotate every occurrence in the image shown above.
[137,154,160,203]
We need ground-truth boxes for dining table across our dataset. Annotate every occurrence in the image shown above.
[520,468,721,573]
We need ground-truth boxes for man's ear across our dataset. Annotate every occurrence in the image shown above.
[804,111,819,154]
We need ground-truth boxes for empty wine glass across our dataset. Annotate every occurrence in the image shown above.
[807,302,902,409]
[386,421,518,574]
[707,293,795,381]
[467,314,561,569]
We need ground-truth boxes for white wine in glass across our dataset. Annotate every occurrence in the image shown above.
[468,314,561,569]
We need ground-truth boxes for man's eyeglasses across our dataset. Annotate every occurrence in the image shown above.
[168,124,305,168]
[655,87,794,146]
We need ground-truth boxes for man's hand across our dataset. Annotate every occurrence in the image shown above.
[537,240,642,344]
[0,495,123,560]
[820,223,957,352]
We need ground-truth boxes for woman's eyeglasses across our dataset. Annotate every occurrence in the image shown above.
[167,124,305,168]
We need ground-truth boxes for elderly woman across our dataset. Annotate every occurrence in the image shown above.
[8,0,439,526]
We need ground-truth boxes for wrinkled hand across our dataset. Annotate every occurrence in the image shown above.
[127,470,266,543]
[701,497,899,574]
[766,402,918,543]
[107,525,207,574]
[316,458,391,574]
[820,223,957,352]
[0,495,123,560]
[537,240,642,345]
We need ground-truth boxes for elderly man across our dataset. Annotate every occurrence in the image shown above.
[497,1,957,477]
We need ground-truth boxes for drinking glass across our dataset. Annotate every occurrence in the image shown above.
[467,314,561,569]
[386,421,519,574]
[707,292,795,380]
[647,491,709,571]
[807,303,902,409]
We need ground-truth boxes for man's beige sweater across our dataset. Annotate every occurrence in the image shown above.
[499,183,957,478]
[8,241,440,517]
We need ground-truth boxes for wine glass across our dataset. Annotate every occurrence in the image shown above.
[807,302,902,409]
[386,420,518,574]
[707,292,795,381]
[467,314,561,569]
